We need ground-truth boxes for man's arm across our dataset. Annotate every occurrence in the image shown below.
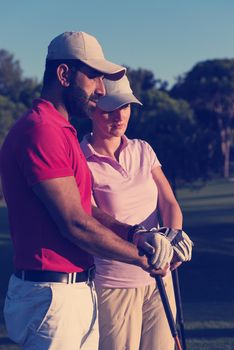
[32,176,166,274]
[91,206,131,240]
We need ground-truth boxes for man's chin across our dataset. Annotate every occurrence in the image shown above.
[88,100,97,111]
[73,106,92,120]
[79,112,90,119]
[85,103,97,119]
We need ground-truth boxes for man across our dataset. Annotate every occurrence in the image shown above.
[0,31,173,350]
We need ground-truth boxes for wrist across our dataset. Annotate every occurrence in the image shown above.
[158,227,182,236]
[136,254,150,270]
[127,224,145,244]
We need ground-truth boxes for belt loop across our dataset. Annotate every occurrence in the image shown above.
[22,271,25,281]
[87,265,95,285]
[72,272,76,284]
[67,273,72,284]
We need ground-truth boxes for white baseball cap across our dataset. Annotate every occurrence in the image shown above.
[97,75,143,112]
[46,31,126,81]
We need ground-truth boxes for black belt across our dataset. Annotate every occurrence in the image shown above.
[15,265,95,284]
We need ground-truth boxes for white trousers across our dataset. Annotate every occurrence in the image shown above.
[96,274,176,350]
[4,274,99,350]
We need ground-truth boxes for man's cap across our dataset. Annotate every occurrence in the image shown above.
[46,31,126,81]
[97,75,143,112]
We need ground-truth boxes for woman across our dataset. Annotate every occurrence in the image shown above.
[80,75,185,350]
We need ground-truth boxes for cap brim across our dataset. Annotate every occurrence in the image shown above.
[97,93,143,112]
[81,58,126,81]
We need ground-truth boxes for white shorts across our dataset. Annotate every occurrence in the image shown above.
[4,274,99,350]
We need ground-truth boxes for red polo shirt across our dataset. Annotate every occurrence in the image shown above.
[0,99,93,272]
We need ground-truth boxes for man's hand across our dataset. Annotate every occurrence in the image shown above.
[152,227,193,262]
[147,263,170,277]
[133,229,174,269]
[170,253,182,271]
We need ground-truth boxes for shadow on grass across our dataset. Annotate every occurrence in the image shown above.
[181,192,234,203]
[0,236,19,349]
[186,328,234,339]
[0,207,10,235]
[0,242,14,300]
[175,221,234,304]
[177,252,234,304]
[0,338,16,346]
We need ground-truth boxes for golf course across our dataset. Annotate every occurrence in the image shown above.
[0,178,234,350]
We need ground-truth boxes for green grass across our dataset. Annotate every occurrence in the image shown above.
[175,178,234,349]
[0,178,234,350]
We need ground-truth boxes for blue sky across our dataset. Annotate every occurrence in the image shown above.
[1,0,234,87]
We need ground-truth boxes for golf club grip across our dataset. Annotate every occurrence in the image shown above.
[155,275,178,338]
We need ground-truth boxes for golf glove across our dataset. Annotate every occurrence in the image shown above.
[152,227,193,262]
[128,225,174,269]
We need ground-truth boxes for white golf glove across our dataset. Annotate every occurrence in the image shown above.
[152,227,193,262]
[128,225,173,269]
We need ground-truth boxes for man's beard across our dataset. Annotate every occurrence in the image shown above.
[63,83,97,120]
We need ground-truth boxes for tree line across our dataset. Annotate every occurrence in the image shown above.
[0,49,234,196]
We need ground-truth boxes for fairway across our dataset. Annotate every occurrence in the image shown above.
[177,178,234,350]
[0,178,234,350]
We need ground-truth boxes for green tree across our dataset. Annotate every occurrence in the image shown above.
[171,59,234,178]
[19,77,42,108]
[126,69,211,192]
[0,49,23,101]
[126,68,167,136]
[0,50,41,198]
[0,49,41,145]
[0,96,26,146]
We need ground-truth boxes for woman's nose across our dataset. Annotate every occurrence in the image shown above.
[112,109,122,121]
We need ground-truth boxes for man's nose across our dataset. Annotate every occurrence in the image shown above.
[95,77,106,97]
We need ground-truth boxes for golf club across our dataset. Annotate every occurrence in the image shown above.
[155,275,182,350]
[172,269,187,350]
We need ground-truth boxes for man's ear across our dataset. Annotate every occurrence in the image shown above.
[57,64,71,87]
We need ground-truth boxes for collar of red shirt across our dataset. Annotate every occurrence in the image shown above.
[33,98,77,135]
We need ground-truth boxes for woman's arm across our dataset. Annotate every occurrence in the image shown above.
[151,166,183,229]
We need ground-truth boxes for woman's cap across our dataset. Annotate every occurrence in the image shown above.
[97,75,143,112]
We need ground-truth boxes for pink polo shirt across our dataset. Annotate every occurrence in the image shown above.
[81,134,161,288]
[0,99,93,272]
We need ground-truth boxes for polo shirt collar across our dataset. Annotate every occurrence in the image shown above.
[81,133,129,159]
[33,98,77,135]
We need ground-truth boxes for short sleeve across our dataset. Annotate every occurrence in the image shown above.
[141,140,161,170]
[16,124,74,185]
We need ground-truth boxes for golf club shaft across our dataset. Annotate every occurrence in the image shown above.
[155,275,182,350]
[172,269,187,350]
